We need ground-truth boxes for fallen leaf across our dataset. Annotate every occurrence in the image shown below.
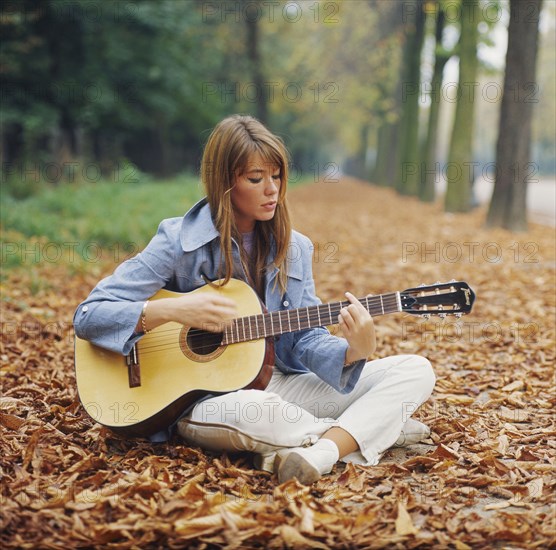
[501,380,525,392]
[395,502,418,536]
[499,406,530,423]
[526,478,544,500]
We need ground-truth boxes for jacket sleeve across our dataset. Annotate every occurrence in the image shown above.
[289,235,366,393]
[73,218,180,355]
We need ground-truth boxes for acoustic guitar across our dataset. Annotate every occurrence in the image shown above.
[74,279,475,437]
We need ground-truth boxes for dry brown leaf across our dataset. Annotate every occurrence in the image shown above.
[395,501,418,536]
[501,380,525,392]
[0,412,26,430]
[497,434,510,455]
[499,406,530,423]
[279,525,328,549]
[526,478,544,500]
[299,503,315,534]
[435,394,476,405]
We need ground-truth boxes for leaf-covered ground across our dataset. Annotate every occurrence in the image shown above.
[1,178,554,549]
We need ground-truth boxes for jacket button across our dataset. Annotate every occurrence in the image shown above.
[283,300,289,307]
[82,306,89,313]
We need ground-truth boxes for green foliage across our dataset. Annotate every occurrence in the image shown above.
[0,175,203,259]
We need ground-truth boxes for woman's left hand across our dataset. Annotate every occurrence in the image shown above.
[338,291,376,364]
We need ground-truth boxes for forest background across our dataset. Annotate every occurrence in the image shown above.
[2,0,555,251]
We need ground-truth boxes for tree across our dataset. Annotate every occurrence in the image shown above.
[444,0,479,212]
[486,0,543,231]
[420,2,451,202]
[396,0,426,195]
[244,0,267,124]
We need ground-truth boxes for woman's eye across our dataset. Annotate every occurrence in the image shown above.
[272,174,281,180]
[248,178,263,184]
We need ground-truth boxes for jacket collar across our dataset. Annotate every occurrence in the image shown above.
[179,197,303,281]
[180,198,220,252]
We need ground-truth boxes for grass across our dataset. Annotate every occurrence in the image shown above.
[1,174,312,272]
[1,174,204,246]
[1,174,204,271]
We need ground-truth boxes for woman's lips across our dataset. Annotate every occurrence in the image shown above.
[262,201,277,211]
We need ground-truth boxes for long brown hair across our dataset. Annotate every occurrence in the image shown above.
[201,114,292,296]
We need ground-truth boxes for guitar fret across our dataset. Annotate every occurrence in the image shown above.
[263,313,268,337]
[317,306,322,326]
[248,316,253,340]
[296,308,301,331]
[278,310,283,334]
[306,306,310,330]
[328,302,332,325]
[286,309,292,332]
[380,295,384,315]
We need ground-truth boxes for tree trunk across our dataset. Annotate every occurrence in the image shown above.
[420,6,448,202]
[354,123,369,179]
[396,0,426,196]
[374,122,394,185]
[445,0,479,212]
[245,0,267,124]
[486,0,543,231]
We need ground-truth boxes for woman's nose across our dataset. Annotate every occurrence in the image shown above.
[265,177,278,194]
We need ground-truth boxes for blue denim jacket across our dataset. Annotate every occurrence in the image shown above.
[73,198,365,395]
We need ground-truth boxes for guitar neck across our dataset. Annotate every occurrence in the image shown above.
[222,292,401,345]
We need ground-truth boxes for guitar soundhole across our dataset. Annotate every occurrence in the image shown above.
[179,327,226,362]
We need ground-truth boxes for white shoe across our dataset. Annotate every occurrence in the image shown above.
[277,439,339,484]
[394,418,430,447]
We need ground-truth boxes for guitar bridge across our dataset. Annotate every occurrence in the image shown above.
[126,344,141,388]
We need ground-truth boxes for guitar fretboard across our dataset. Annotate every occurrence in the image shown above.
[222,292,401,345]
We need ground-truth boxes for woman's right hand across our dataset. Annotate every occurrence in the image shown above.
[137,293,238,334]
[165,293,238,332]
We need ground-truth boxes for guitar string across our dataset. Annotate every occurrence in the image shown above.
[137,287,459,343]
[137,304,402,355]
[138,296,403,348]
[137,296,403,355]
[139,312,408,355]
[137,295,401,345]
[140,294,402,339]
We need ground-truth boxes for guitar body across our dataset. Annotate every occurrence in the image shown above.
[74,279,274,438]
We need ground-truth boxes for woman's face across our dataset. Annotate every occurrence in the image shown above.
[231,151,281,233]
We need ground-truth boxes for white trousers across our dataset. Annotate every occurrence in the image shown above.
[177,354,435,466]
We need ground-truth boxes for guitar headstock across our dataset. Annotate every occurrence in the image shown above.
[400,281,475,318]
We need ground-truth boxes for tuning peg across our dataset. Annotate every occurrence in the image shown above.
[450,279,456,282]
[419,283,426,287]
[438,313,447,319]
[422,314,431,320]
[454,313,463,318]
